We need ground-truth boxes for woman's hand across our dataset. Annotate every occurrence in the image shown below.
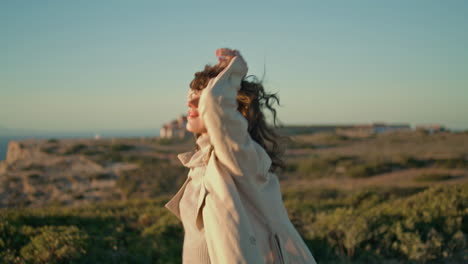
[215,48,243,68]
[215,48,248,78]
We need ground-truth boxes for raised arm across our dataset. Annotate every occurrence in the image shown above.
[198,49,272,186]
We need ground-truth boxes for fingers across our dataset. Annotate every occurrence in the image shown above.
[215,48,245,70]
[216,48,232,57]
[216,48,239,58]
[216,49,241,69]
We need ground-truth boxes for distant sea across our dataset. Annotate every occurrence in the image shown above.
[0,130,159,161]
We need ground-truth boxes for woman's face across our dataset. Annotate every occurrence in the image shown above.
[186,89,207,134]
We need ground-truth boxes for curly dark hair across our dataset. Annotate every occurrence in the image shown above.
[189,63,290,174]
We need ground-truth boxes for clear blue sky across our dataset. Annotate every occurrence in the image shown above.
[1,0,467,134]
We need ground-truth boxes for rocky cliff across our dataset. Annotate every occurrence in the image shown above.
[0,136,192,208]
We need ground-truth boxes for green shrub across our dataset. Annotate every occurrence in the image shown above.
[296,157,331,178]
[295,155,348,178]
[393,155,429,168]
[347,159,396,178]
[347,164,375,178]
[110,144,135,152]
[138,213,183,264]
[19,225,88,264]
[26,174,45,184]
[285,139,317,149]
[157,138,176,145]
[1,181,465,263]
[41,145,60,154]
[322,133,349,144]
[82,149,103,156]
[435,156,468,169]
[88,173,115,180]
[308,184,468,262]
[96,151,123,163]
[414,173,454,182]
[283,162,299,173]
[27,174,41,180]
[21,164,46,171]
[0,220,29,262]
[0,198,183,263]
[64,144,87,155]
[123,155,161,166]
[5,175,21,183]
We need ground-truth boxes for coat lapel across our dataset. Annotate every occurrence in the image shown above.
[164,174,191,221]
[164,134,212,221]
[164,151,195,221]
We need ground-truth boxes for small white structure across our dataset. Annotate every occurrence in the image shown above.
[160,115,191,139]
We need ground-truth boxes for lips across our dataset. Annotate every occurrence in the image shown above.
[188,110,199,118]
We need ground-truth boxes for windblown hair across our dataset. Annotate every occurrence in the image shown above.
[189,63,290,174]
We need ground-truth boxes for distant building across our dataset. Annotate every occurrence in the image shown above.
[160,114,191,139]
[371,122,411,133]
[336,122,411,137]
[415,124,447,134]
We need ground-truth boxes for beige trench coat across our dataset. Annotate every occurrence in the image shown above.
[165,55,317,264]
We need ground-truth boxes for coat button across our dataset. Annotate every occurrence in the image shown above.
[249,236,256,245]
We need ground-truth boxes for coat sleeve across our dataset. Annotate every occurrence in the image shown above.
[198,56,272,185]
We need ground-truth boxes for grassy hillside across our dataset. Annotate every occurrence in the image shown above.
[1,130,467,263]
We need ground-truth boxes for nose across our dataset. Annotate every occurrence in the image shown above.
[187,97,200,108]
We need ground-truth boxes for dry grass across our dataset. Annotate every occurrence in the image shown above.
[282,130,468,191]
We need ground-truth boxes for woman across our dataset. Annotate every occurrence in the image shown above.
[165,48,317,264]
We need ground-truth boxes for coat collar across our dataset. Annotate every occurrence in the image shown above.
[177,133,212,168]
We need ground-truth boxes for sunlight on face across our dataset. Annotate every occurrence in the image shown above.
[186,89,207,134]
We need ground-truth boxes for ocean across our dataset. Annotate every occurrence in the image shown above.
[0,137,11,161]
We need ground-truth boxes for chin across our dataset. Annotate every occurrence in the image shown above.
[186,121,206,134]
[186,124,197,134]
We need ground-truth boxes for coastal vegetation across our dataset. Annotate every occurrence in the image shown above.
[1,130,467,263]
